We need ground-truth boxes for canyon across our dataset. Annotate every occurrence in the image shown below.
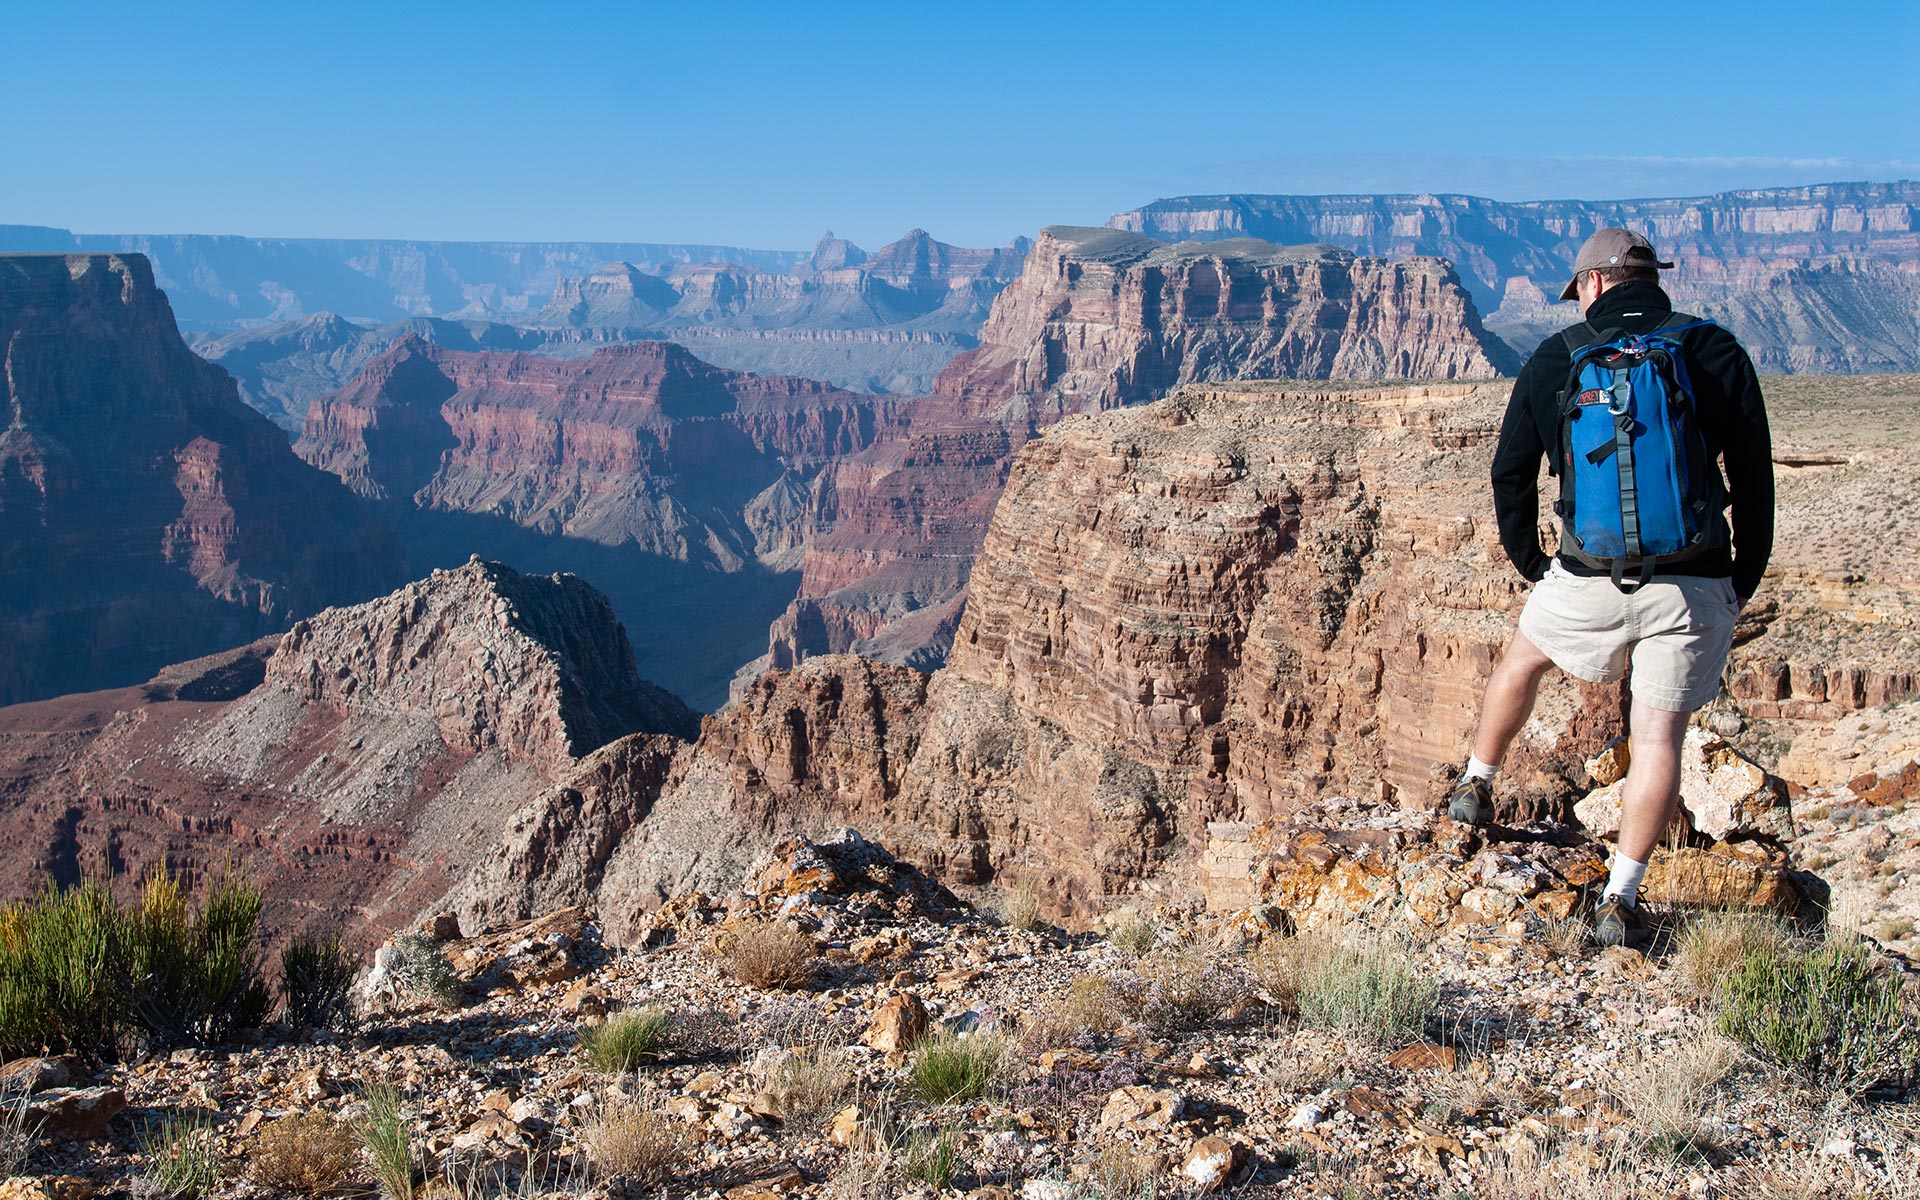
[0,253,405,706]
[6,369,1907,952]
[1111,181,1920,372]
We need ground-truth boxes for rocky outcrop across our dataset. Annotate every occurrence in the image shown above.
[1111,182,1920,371]
[0,559,691,944]
[0,253,405,706]
[267,556,697,767]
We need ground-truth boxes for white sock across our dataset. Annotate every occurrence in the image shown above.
[1604,853,1648,908]
[1464,756,1499,782]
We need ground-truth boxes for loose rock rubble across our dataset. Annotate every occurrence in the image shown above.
[3,827,1917,1199]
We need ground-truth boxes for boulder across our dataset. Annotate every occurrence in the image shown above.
[1097,1085,1185,1133]
[0,1056,73,1096]
[26,1086,126,1138]
[1179,1135,1248,1192]
[1642,842,1803,911]
[861,993,929,1055]
[1575,730,1791,842]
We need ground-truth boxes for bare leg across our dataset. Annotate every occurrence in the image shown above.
[1469,630,1558,767]
[1616,699,1690,865]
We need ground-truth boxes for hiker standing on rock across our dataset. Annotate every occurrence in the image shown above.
[1445,228,1774,946]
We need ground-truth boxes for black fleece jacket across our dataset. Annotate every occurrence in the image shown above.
[1490,280,1775,600]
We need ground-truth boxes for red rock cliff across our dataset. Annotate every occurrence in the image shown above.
[0,253,404,705]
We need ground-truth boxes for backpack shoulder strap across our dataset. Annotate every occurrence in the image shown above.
[1653,312,1716,338]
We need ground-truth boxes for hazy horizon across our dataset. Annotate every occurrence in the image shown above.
[3,1,1914,249]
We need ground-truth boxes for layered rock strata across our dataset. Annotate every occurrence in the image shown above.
[762,227,1515,674]
[0,253,405,705]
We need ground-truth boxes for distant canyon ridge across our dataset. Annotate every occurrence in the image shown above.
[3,181,1915,426]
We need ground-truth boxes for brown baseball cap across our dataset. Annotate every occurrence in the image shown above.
[1559,227,1676,300]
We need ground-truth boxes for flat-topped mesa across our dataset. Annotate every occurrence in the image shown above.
[931,226,1516,419]
[268,557,697,771]
[1111,183,1920,372]
[0,253,404,705]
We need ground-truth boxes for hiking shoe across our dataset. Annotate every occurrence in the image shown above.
[1446,774,1494,825]
[1593,894,1648,947]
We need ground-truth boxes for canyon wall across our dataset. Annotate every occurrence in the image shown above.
[763,227,1516,677]
[0,253,405,705]
[1110,182,1920,371]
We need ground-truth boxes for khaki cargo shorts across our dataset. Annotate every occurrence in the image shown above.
[1518,558,1740,712]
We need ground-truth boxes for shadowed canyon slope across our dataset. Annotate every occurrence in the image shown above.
[1111,181,1920,372]
[294,337,906,708]
[763,225,1514,677]
[0,558,693,939]
[0,253,405,705]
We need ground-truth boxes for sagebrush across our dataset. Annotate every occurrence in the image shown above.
[1715,935,1920,1094]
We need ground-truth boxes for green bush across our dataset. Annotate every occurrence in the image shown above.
[280,929,356,1032]
[127,867,271,1045]
[0,881,125,1060]
[0,868,270,1062]
[901,1127,959,1189]
[386,931,463,1011]
[908,1028,1008,1105]
[1715,936,1920,1093]
[579,1007,672,1073]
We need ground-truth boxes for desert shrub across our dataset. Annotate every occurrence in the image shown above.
[1105,947,1249,1037]
[0,881,123,1060]
[998,885,1043,932]
[385,931,463,1011]
[1715,936,1920,1094]
[1022,974,1125,1052]
[0,868,270,1061]
[720,920,817,990]
[125,866,271,1045]
[280,929,356,1032]
[1257,931,1438,1045]
[581,1096,685,1186]
[755,1042,854,1122]
[360,1084,420,1200]
[1674,910,1792,1000]
[908,1028,1009,1105]
[1105,913,1158,958]
[579,1006,672,1073]
[901,1126,960,1189]
[1084,1143,1164,1198]
[250,1111,357,1195]
[138,1109,221,1200]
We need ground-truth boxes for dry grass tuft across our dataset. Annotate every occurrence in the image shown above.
[1251,930,1437,1044]
[250,1111,357,1195]
[581,1096,686,1186]
[1105,912,1159,957]
[998,885,1043,932]
[1612,1036,1740,1158]
[719,919,818,990]
[1673,909,1792,999]
[1022,974,1124,1050]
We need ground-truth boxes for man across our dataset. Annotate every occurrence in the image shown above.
[1445,227,1774,945]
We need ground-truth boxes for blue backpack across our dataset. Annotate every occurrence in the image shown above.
[1553,314,1727,588]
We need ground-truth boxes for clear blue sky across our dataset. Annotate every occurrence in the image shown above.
[3,0,1914,250]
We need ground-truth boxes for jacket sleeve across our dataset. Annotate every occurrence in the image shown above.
[1491,360,1552,583]
[1715,341,1774,601]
